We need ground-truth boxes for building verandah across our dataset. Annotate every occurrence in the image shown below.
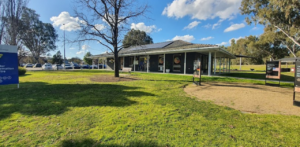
[90,40,236,76]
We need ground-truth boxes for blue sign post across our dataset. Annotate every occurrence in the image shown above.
[0,45,19,87]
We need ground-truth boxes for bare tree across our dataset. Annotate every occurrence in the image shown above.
[0,0,6,44]
[74,0,148,77]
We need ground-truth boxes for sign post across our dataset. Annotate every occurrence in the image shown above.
[265,61,281,86]
[0,45,19,88]
[293,60,300,105]
[193,62,201,86]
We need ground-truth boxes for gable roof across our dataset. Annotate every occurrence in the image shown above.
[90,40,235,59]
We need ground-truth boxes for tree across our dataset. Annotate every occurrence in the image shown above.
[20,7,58,63]
[52,51,63,64]
[74,0,148,77]
[84,52,92,65]
[122,29,153,48]
[0,0,6,44]
[240,0,300,57]
[69,57,82,64]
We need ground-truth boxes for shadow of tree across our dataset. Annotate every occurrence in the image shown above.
[0,82,155,120]
[222,72,294,81]
[59,139,163,147]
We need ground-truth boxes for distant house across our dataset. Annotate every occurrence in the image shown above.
[90,40,236,76]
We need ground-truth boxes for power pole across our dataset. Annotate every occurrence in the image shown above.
[63,24,66,63]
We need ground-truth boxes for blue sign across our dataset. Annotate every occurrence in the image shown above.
[0,45,19,85]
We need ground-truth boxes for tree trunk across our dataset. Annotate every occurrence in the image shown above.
[34,56,39,64]
[114,51,119,77]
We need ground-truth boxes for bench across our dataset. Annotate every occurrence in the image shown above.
[123,67,132,74]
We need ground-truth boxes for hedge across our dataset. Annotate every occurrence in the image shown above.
[18,67,27,76]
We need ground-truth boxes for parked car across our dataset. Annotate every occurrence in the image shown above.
[89,65,98,69]
[52,64,63,70]
[20,63,26,67]
[98,64,107,69]
[71,62,81,69]
[81,64,90,69]
[33,63,42,68]
[62,63,73,69]
[42,63,52,70]
[24,63,33,68]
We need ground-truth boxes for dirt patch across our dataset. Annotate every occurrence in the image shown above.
[90,75,138,82]
[184,82,300,116]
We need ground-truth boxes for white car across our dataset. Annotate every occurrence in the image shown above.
[52,64,63,70]
[62,63,73,69]
[42,63,53,70]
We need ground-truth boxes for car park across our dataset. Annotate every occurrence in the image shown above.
[33,63,42,68]
[62,63,73,69]
[98,64,107,69]
[71,62,81,69]
[52,64,63,70]
[24,63,33,68]
[42,63,52,70]
[81,64,90,69]
[89,65,98,69]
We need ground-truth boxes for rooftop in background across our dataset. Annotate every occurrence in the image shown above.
[276,57,300,63]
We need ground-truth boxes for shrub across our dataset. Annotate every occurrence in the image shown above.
[18,67,27,76]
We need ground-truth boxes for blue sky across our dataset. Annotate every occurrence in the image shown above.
[28,0,264,59]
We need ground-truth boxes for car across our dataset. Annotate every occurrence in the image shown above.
[81,64,90,69]
[89,65,98,69]
[98,64,107,69]
[24,63,33,68]
[42,63,52,70]
[52,64,63,70]
[33,63,42,68]
[71,62,81,69]
[20,63,26,67]
[62,63,73,69]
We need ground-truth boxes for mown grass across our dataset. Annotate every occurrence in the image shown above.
[230,64,295,71]
[220,71,295,82]
[1,70,300,146]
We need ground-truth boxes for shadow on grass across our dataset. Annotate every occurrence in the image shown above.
[221,72,294,81]
[60,139,163,147]
[0,82,155,120]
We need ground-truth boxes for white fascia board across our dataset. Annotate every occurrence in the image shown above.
[0,45,18,53]
[91,47,236,59]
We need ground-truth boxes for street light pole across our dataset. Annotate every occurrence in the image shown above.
[63,24,66,64]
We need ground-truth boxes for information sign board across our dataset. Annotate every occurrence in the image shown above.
[266,61,281,79]
[0,45,19,86]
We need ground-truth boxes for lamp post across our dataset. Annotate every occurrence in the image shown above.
[63,24,66,64]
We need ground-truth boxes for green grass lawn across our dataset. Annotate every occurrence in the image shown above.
[230,64,295,71]
[1,70,300,146]
[220,71,295,82]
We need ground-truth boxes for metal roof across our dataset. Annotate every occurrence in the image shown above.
[89,40,236,59]
[275,57,300,62]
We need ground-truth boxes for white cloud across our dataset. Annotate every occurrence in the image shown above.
[162,0,242,20]
[82,45,89,50]
[201,36,214,41]
[76,50,85,55]
[203,23,212,28]
[217,42,228,46]
[172,35,195,42]
[131,22,161,33]
[69,47,75,50]
[92,24,105,31]
[212,19,224,29]
[229,36,243,44]
[224,23,245,32]
[251,27,259,31]
[50,11,81,31]
[183,21,201,30]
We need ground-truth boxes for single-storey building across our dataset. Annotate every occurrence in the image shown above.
[90,40,236,76]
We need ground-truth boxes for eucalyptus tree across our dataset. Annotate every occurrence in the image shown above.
[20,7,58,63]
[74,0,148,77]
[84,52,92,65]
[122,29,153,48]
[240,0,300,57]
